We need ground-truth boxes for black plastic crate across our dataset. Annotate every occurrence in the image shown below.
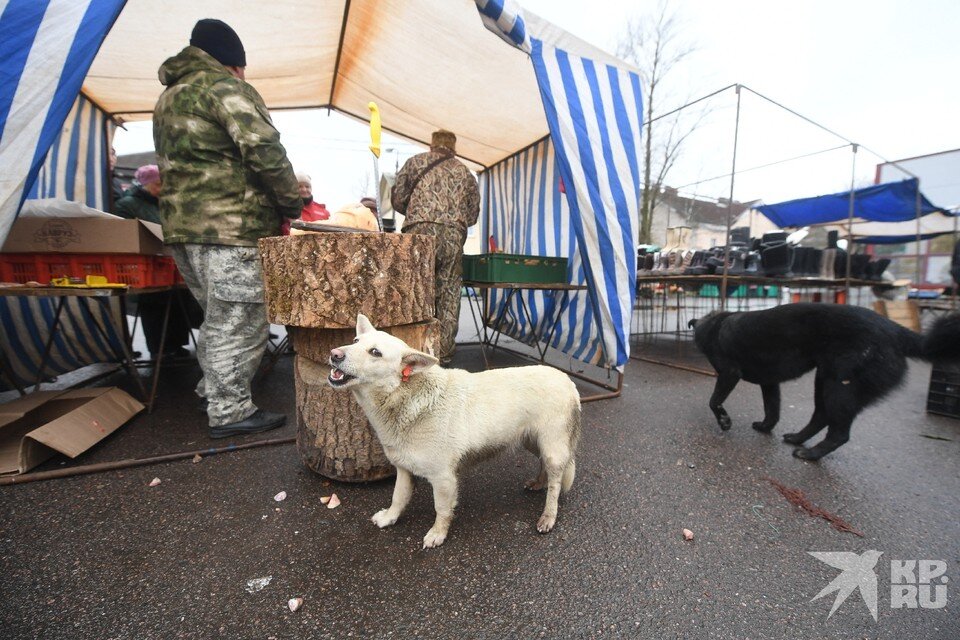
[927,364,960,419]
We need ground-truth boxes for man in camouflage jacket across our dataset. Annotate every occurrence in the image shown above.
[392,130,480,363]
[153,19,300,438]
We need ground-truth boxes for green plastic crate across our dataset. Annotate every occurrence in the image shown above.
[698,284,720,298]
[463,253,568,284]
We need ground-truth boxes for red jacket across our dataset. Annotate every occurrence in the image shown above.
[281,201,330,235]
[301,201,330,222]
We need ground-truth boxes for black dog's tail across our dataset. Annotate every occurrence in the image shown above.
[921,313,960,362]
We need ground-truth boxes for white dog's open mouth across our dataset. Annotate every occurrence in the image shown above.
[328,366,356,387]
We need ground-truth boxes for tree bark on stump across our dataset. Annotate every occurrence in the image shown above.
[259,232,435,328]
[290,321,435,482]
[259,231,437,482]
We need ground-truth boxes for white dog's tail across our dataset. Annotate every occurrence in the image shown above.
[561,459,576,493]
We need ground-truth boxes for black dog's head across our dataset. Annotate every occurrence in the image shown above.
[688,310,733,354]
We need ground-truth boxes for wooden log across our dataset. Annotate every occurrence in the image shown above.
[259,232,435,329]
[290,321,435,482]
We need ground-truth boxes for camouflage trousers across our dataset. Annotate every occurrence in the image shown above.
[403,222,465,361]
[169,244,268,427]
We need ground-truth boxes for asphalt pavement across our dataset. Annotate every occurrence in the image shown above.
[1,335,958,639]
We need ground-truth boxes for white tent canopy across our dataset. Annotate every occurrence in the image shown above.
[85,0,630,169]
[824,210,960,243]
[2,0,643,371]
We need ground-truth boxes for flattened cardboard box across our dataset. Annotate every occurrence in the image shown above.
[0,217,166,254]
[0,387,144,475]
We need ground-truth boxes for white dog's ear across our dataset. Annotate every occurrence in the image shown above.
[356,313,376,336]
[401,349,439,375]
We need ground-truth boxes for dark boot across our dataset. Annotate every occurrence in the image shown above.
[761,242,793,277]
[762,231,788,245]
[851,254,870,280]
[685,251,709,275]
[834,249,849,279]
[807,248,823,277]
[866,257,891,281]
[826,230,839,249]
[209,410,286,439]
[728,249,748,275]
[792,247,809,276]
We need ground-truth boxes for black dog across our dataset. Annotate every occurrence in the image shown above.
[689,303,960,460]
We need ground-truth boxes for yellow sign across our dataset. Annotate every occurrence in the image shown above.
[368,102,381,158]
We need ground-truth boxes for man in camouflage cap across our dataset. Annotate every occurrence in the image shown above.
[153,19,300,438]
[392,130,480,364]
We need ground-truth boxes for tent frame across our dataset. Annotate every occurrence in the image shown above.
[646,83,935,304]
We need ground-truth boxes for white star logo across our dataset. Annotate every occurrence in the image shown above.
[809,550,883,621]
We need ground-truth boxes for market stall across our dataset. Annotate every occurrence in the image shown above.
[2,0,642,379]
[0,0,645,479]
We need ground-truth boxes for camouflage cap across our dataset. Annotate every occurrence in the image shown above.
[430,130,456,153]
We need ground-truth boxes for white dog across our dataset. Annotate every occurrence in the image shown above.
[307,314,581,549]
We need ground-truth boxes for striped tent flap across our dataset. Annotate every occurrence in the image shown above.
[0,0,125,246]
[529,37,642,369]
[0,295,127,392]
[474,0,531,53]
[26,93,110,210]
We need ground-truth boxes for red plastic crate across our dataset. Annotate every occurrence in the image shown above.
[0,254,39,283]
[0,253,181,287]
[151,256,177,286]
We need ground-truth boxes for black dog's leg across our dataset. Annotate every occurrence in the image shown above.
[783,371,827,445]
[752,384,781,433]
[793,378,856,460]
[709,372,740,431]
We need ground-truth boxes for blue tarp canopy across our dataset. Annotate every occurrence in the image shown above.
[756,178,945,228]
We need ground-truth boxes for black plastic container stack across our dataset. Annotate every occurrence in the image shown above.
[927,363,960,419]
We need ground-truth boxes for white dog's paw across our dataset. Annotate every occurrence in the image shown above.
[371,509,398,528]
[536,513,556,533]
[422,527,448,549]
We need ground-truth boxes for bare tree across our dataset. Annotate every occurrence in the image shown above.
[616,0,703,245]
[354,169,374,200]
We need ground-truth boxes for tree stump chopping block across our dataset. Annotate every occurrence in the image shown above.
[290,322,435,482]
[259,232,435,328]
[258,231,438,482]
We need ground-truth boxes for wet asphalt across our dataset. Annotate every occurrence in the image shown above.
[0,334,958,639]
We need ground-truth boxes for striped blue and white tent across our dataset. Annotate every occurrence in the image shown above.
[0,0,641,372]
[0,0,125,243]
[26,93,112,210]
[479,1,642,369]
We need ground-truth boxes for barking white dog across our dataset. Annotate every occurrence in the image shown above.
[306,314,581,549]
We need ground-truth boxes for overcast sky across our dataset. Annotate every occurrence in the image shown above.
[115,0,960,209]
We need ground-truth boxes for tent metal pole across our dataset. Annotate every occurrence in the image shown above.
[720,85,742,312]
[954,211,958,310]
[845,143,858,302]
[915,179,923,287]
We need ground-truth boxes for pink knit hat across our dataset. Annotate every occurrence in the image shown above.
[135,164,160,186]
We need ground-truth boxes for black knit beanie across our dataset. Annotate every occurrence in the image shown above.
[190,19,246,67]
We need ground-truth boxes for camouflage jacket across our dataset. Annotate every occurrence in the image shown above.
[392,150,480,231]
[153,46,300,246]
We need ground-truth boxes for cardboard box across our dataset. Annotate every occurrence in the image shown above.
[0,388,144,475]
[1,217,166,255]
